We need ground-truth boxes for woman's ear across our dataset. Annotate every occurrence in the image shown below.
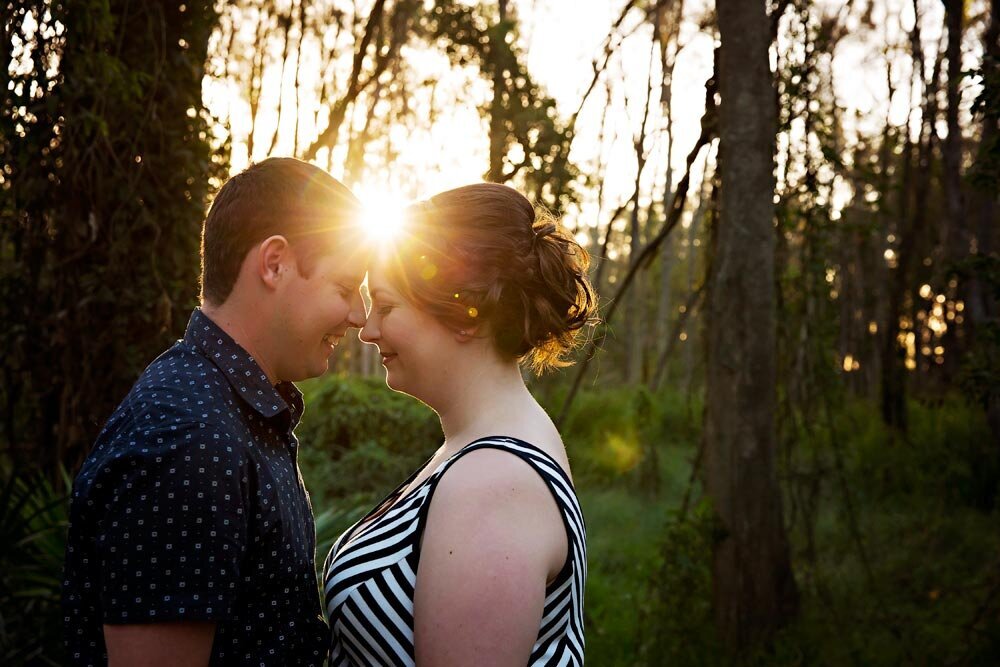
[453,325,480,343]
[257,235,291,290]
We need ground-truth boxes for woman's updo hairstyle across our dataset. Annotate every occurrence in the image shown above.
[385,183,597,374]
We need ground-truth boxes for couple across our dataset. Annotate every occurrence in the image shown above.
[62,157,595,666]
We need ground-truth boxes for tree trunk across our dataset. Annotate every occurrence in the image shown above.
[979,1,1000,270]
[655,6,680,382]
[487,0,509,182]
[971,0,1000,445]
[938,0,965,382]
[705,0,799,652]
[683,166,710,394]
[881,5,941,428]
[942,0,964,261]
[968,0,1000,331]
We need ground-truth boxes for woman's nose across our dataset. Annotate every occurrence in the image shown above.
[359,319,378,344]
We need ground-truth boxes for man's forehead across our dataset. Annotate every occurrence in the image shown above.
[316,243,369,280]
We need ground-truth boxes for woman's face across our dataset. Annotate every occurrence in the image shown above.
[359,266,462,405]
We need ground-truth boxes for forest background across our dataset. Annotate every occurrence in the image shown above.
[2,0,999,664]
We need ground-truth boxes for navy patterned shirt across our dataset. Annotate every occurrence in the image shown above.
[62,309,327,666]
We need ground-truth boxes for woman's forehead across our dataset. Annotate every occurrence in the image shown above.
[365,268,398,298]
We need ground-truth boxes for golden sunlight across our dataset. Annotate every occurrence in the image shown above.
[356,187,409,243]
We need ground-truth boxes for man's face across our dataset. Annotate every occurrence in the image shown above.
[272,244,368,382]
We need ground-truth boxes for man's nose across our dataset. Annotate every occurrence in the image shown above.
[347,291,367,328]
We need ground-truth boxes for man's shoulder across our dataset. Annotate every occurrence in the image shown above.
[84,342,247,461]
[125,341,237,422]
[133,340,226,394]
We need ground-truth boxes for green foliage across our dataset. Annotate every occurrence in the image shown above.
[555,384,699,489]
[0,376,990,667]
[0,467,68,666]
[556,386,999,666]
[580,486,675,666]
[1,1,226,475]
[776,397,1000,667]
[548,386,718,666]
[637,503,719,667]
[296,375,440,512]
[848,395,998,509]
[546,385,712,664]
[957,254,1000,460]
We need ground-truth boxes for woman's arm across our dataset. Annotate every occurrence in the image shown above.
[413,449,567,666]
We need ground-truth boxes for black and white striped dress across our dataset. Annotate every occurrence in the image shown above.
[322,436,587,666]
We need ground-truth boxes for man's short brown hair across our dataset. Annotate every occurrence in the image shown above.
[200,157,361,305]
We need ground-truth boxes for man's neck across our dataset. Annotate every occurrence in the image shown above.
[200,302,279,385]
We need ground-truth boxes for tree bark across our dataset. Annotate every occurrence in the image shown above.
[487,0,509,182]
[654,0,682,380]
[970,0,1000,444]
[705,0,798,651]
[939,0,965,381]
[942,0,964,261]
[979,1,1000,268]
[881,3,941,428]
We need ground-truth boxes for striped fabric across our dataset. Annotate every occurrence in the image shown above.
[322,437,587,666]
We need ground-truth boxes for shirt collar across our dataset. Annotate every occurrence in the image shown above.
[183,309,303,425]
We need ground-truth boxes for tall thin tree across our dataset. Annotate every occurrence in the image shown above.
[705,0,799,651]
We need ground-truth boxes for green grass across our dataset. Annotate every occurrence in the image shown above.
[581,486,675,665]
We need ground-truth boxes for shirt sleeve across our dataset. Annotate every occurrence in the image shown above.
[94,418,250,624]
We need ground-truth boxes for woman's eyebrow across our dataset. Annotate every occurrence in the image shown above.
[334,274,363,289]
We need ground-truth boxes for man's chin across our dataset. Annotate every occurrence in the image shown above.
[309,358,331,379]
[284,358,330,384]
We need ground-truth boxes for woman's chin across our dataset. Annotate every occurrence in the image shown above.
[385,375,427,405]
[384,372,403,393]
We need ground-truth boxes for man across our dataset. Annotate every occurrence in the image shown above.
[62,157,369,666]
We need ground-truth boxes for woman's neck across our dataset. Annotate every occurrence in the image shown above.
[435,359,537,455]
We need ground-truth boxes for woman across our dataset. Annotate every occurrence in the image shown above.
[323,183,596,666]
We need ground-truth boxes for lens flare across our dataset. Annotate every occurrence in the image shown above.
[357,187,408,243]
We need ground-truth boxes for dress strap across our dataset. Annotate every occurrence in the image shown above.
[411,436,585,560]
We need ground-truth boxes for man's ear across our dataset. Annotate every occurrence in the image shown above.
[257,235,292,290]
